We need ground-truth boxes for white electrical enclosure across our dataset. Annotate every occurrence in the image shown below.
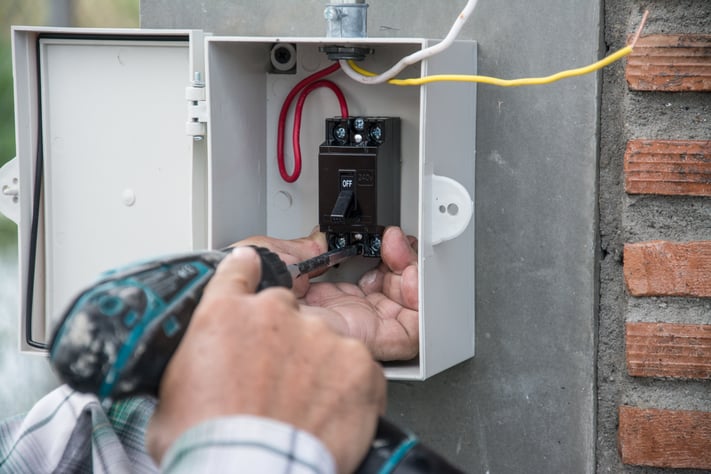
[5,27,476,380]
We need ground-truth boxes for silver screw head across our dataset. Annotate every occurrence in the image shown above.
[334,126,347,140]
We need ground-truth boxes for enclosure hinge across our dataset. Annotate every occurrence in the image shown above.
[185,72,207,140]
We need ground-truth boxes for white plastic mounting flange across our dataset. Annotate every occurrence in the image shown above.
[0,158,20,224]
[430,174,473,245]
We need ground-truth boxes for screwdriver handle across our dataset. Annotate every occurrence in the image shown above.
[253,246,294,291]
[49,247,291,400]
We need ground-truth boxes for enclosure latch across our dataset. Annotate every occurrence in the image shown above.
[0,157,20,224]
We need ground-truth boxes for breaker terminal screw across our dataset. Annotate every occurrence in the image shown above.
[333,126,347,141]
[369,125,383,142]
[371,235,382,253]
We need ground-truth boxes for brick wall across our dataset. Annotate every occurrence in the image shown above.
[604,9,711,471]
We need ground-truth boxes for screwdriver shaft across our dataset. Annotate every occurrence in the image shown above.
[288,245,361,280]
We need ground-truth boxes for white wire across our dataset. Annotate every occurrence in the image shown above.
[339,0,480,85]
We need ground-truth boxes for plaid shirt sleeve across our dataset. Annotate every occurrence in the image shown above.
[161,416,336,474]
[0,384,158,473]
[0,385,335,474]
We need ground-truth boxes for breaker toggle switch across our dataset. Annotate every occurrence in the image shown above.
[331,171,357,223]
[331,190,354,223]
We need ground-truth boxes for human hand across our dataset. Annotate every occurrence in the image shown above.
[233,227,328,297]
[301,227,419,361]
[146,247,386,473]
[234,227,418,361]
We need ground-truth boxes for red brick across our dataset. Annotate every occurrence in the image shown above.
[624,139,711,196]
[619,406,711,469]
[626,34,711,91]
[626,322,711,379]
[623,241,711,297]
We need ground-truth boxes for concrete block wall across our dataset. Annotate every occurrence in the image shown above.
[599,0,711,471]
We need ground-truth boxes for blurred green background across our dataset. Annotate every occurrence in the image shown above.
[0,0,139,419]
[0,0,139,248]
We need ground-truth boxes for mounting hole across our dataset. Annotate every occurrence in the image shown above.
[439,203,458,215]
[270,43,297,73]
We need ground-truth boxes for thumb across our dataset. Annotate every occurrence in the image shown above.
[203,247,262,298]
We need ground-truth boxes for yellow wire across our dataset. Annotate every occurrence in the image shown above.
[347,45,633,87]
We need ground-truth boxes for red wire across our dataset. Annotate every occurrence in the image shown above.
[277,62,343,183]
[292,80,349,183]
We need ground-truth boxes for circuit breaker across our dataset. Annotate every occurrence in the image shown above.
[319,117,400,257]
[1,26,476,381]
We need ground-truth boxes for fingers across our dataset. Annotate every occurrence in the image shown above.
[373,264,418,311]
[198,247,300,319]
[226,230,328,298]
[357,227,416,295]
[374,311,419,361]
[399,264,419,310]
[381,227,418,275]
[305,225,328,253]
[204,247,263,297]
[282,227,329,263]
[230,228,328,265]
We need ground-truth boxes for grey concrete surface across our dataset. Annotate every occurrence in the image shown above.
[141,0,600,472]
[598,1,711,473]
[140,1,627,472]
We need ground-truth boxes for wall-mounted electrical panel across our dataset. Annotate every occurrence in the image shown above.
[2,26,476,380]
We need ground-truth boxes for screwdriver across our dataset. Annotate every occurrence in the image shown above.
[48,243,464,474]
[49,244,361,400]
